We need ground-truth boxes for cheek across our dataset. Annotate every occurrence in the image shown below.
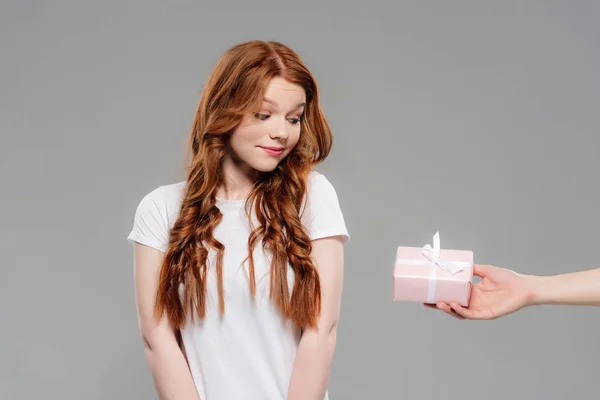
[289,127,301,147]
[230,124,259,150]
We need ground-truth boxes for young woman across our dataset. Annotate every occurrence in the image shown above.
[127,40,349,400]
[427,265,600,320]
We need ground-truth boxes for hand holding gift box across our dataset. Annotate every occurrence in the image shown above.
[393,232,474,306]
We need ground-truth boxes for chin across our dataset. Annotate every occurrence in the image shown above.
[252,163,280,173]
[249,159,281,173]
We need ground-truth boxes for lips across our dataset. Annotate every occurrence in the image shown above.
[259,146,284,156]
[260,146,284,151]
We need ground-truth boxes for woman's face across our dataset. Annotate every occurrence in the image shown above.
[228,77,305,173]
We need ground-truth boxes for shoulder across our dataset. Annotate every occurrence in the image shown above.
[154,181,187,208]
[135,181,186,218]
[305,170,345,214]
[127,181,186,252]
[303,170,350,243]
[307,170,339,199]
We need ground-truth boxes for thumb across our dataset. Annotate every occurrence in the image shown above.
[473,264,494,278]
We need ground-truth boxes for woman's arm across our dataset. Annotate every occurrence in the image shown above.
[528,267,600,306]
[286,236,345,400]
[431,265,600,320]
[133,243,200,400]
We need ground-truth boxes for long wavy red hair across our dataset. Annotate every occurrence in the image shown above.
[154,40,333,330]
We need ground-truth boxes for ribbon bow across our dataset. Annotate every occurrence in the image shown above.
[422,232,464,275]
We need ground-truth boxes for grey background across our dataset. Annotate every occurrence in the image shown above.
[2,1,599,399]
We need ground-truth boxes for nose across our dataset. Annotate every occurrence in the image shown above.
[269,117,289,140]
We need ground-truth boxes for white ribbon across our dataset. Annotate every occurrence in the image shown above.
[422,232,464,275]
[395,232,471,304]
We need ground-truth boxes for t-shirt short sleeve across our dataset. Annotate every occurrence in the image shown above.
[127,186,170,253]
[304,172,350,244]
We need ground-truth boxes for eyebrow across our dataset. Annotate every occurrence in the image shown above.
[263,97,306,111]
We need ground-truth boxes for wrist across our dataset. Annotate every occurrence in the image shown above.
[523,274,549,306]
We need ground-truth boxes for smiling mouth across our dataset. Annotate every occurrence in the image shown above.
[259,146,284,156]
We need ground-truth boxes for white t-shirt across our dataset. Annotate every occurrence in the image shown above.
[127,170,350,400]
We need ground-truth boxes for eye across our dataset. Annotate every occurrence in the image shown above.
[288,116,302,125]
[255,113,270,120]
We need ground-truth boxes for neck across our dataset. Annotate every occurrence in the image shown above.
[218,154,257,200]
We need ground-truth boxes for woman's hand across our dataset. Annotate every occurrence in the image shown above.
[425,264,534,320]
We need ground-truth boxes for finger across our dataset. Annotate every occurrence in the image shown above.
[448,309,465,320]
[449,302,481,320]
[437,302,465,320]
[449,303,471,318]
[473,264,493,278]
[423,302,464,319]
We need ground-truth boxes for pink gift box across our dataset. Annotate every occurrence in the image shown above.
[392,233,473,306]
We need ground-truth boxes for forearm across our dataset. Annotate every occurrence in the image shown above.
[287,327,337,400]
[287,236,344,399]
[527,268,600,306]
[145,339,200,400]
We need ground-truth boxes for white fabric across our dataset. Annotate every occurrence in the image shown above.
[127,170,349,400]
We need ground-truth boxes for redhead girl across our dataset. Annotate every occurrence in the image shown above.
[127,40,349,400]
